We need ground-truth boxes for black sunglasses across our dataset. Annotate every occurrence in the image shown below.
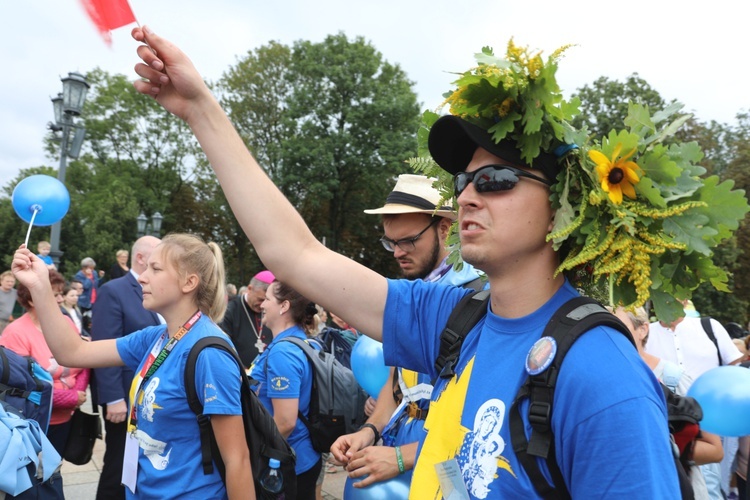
[454,164,551,198]
[380,218,439,253]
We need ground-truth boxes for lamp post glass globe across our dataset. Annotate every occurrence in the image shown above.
[51,93,63,127]
[61,72,90,116]
[137,212,162,238]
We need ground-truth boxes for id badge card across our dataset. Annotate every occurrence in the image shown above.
[435,458,470,500]
[122,432,139,493]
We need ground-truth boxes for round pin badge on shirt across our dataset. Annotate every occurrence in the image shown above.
[525,336,558,375]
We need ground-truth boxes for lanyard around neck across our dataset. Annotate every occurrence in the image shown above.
[127,310,202,432]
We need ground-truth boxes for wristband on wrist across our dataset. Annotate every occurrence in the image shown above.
[395,445,405,474]
[359,423,380,444]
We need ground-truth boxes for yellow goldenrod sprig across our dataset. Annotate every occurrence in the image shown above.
[556,225,616,274]
[627,200,708,219]
[547,195,589,242]
[637,231,687,252]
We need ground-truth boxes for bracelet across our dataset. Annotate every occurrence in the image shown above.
[395,446,405,474]
[359,423,380,445]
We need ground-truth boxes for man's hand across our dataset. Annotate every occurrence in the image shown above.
[346,446,401,487]
[330,427,376,465]
[76,391,87,408]
[106,400,128,424]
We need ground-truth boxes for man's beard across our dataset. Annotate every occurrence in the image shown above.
[403,237,441,280]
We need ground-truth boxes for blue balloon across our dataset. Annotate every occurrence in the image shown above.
[12,175,70,226]
[344,472,411,499]
[687,365,750,436]
[350,336,390,397]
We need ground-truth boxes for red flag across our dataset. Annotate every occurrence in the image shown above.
[79,0,137,45]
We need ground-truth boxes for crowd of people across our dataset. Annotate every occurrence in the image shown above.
[2,25,750,500]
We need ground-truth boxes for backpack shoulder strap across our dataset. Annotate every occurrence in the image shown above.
[700,317,723,366]
[281,336,317,356]
[184,336,245,476]
[278,337,321,423]
[434,289,491,380]
[463,276,485,292]
[509,296,635,499]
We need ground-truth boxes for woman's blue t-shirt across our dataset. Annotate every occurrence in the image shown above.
[249,325,320,474]
[117,314,242,499]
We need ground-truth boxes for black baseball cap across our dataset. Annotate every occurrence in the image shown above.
[428,115,562,183]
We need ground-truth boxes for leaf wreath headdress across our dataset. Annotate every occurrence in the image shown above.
[410,40,749,322]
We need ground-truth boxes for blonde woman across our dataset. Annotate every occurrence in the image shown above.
[11,234,253,499]
[109,249,130,280]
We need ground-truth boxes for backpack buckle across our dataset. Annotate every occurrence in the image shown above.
[196,413,212,431]
[528,401,551,432]
[439,358,457,379]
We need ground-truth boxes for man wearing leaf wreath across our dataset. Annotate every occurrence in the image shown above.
[131,26,748,499]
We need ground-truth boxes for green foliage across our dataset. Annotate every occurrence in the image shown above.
[442,42,577,165]
[409,40,750,323]
[571,74,668,138]
[216,33,422,278]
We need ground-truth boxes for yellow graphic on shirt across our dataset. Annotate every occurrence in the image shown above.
[401,368,419,387]
[271,376,290,391]
[410,357,515,500]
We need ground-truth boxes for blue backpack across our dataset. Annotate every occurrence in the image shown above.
[0,346,54,433]
[312,327,357,369]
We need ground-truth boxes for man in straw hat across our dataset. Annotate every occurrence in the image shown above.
[131,28,747,498]
[329,174,482,487]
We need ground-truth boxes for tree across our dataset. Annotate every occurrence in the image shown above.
[216,33,421,278]
[42,69,205,275]
[719,112,750,324]
[571,74,668,138]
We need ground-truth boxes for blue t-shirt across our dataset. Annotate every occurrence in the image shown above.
[117,314,242,500]
[249,325,319,474]
[382,263,483,449]
[383,279,678,499]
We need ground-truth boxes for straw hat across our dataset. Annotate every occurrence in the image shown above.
[364,174,455,220]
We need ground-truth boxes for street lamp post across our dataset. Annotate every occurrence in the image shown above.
[136,212,163,238]
[48,72,90,267]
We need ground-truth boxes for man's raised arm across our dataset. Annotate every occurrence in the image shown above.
[131,26,386,339]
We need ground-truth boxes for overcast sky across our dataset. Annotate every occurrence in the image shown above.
[2,0,748,190]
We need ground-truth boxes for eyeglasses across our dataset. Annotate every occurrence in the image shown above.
[454,164,551,198]
[380,218,438,253]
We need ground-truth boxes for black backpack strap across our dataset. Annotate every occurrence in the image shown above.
[509,297,635,499]
[700,317,723,366]
[434,289,491,380]
[185,336,245,477]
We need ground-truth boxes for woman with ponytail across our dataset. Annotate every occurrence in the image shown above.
[249,281,321,499]
[11,234,253,500]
